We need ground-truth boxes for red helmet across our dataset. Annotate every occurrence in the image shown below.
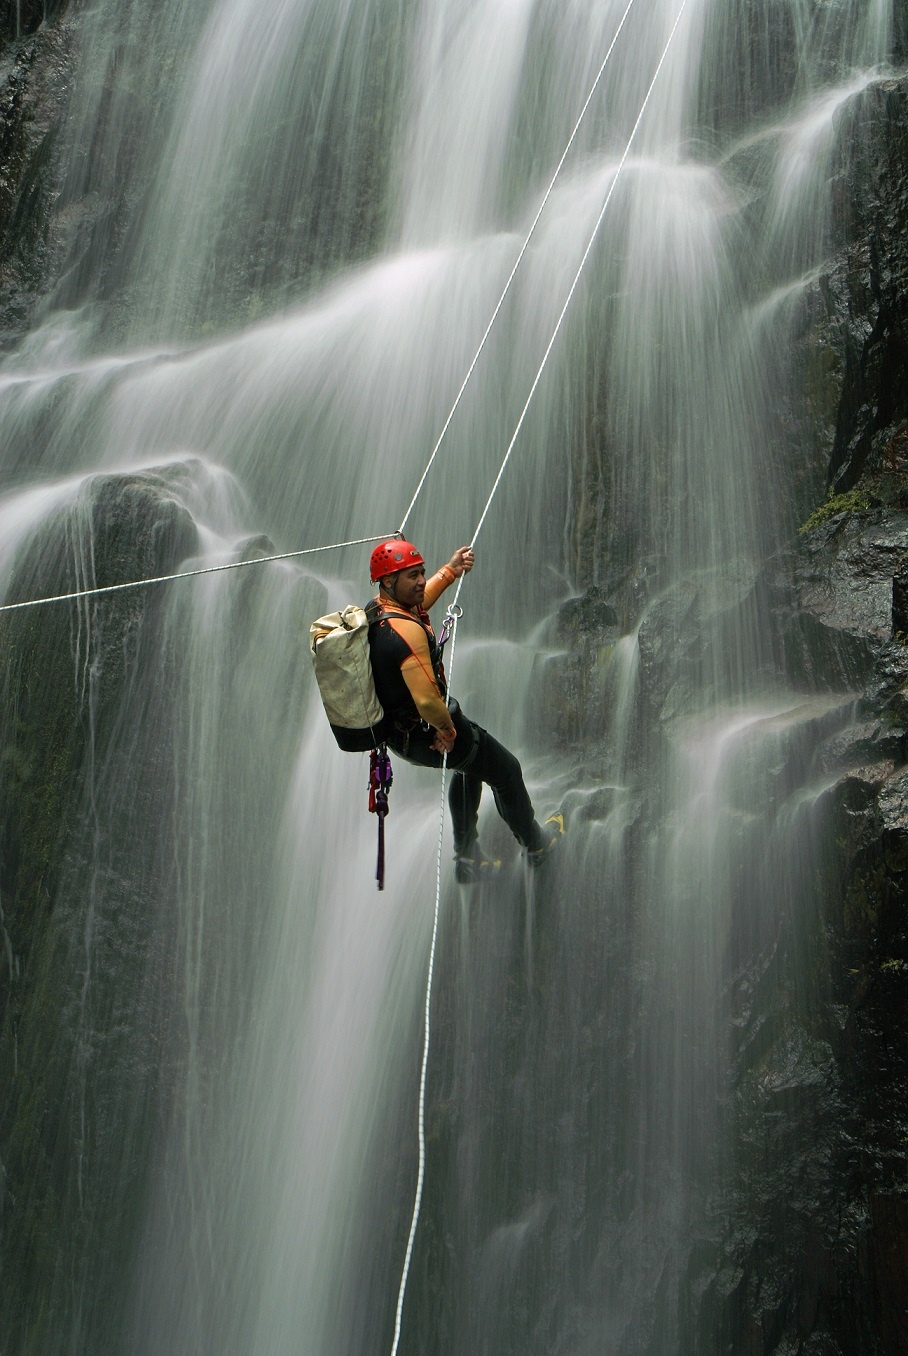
[370,539,425,583]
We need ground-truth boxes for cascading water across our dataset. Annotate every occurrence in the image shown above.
[0,1,899,1352]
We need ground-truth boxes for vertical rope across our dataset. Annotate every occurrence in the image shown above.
[387,8,690,1347]
[389,609,460,1356]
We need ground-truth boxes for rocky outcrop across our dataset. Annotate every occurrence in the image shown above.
[717,505,908,1355]
[0,2,70,44]
[0,466,198,1355]
[742,71,908,1349]
[824,80,908,493]
[544,69,908,1356]
[0,7,75,347]
[3,0,406,345]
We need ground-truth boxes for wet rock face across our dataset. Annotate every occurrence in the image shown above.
[549,65,908,1356]
[0,466,199,1356]
[770,510,908,697]
[0,2,69,43]
[0,12,75,347]
[673,525,908,1350]
[822,79,908,493]
[788,80,908,1339]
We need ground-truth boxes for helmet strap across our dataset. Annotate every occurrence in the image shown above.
[380,574,400,603]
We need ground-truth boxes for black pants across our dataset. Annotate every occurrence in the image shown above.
[388,706,543,856]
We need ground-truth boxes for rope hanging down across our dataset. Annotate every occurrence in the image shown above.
[396,0,642,537]
[389,601,462,1356]
[389,7,691,1349]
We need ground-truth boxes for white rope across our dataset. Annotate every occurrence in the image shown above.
[396,0,642,536]
[468,0,691,556]
[0,0,649,619]
[389,606,461,1356]
[16,0,635,616]
[0,532,395,613]
[0,3,674,622]
[389,12,690,1344]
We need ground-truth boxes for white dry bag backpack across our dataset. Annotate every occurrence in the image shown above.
[309,605,390,752]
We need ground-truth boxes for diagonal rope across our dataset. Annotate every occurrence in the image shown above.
[5,0,641,620]
[396,0,642,536]
[0,0,643,617]
[455,0,691,579]
[0,532,395,614]
[0,0,651,618]
[389,14,691,1349]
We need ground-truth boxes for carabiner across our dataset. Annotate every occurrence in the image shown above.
[437,603,464,651]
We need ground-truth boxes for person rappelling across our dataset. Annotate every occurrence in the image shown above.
[365,538,563,884]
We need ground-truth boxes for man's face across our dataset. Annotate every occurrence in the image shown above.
[387,564,426,608]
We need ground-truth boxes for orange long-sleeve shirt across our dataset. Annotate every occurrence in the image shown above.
[373,564,457,735]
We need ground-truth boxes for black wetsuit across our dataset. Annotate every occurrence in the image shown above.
[366,598,544,856]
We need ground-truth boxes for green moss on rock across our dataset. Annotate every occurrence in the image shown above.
[799,489,874,534]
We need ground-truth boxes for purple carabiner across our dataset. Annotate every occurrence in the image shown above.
[437,602,463,655]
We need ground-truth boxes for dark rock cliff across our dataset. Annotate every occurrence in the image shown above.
[0,3,75,347]
[551,69,908,1356]
[0,468,199,1353]
[727,73,908,1354]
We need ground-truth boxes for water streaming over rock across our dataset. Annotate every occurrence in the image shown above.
[0,1,900,1352]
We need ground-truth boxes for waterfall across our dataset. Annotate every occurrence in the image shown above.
[0,1,898,1352]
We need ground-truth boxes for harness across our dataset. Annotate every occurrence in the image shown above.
[365,597,448,737]
[363,597,462,888]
